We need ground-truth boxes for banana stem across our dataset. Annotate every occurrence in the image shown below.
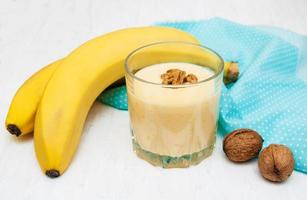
[224,62,239,85]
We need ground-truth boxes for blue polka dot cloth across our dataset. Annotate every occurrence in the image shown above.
[97,86,128,110]
[97,18,307,173]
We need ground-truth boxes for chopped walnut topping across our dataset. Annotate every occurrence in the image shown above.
[161,68,198,85]
[184,74,198,83]
[161,69,186,85]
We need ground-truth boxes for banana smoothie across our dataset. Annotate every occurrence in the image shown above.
[127,62,222,168]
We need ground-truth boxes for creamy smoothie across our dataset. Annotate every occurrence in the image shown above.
[127,62,221,168]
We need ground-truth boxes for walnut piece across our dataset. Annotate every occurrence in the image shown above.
[184,74,198,83]
[223,128,263,162]
[161,68,198,85]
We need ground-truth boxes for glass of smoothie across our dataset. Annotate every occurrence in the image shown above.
[125,41,224,168]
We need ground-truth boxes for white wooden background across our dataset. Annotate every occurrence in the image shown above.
[0,0,306,199]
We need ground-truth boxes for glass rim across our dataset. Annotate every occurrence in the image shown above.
[124,41,224,87]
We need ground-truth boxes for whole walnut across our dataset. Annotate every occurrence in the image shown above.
[258,144,294,182]
[223,129,263,162]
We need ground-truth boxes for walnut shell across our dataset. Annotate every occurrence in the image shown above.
[223,129,263,162]
[258,144,294,182]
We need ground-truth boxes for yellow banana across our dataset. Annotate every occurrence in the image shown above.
[34,26,199,178]
[5,56,237,138]
[5,60,62,136]
[5,58,237,138]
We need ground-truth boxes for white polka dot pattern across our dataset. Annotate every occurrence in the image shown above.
[97,86,128,110]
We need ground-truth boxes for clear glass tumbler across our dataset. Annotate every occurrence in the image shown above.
[125,41,224,168]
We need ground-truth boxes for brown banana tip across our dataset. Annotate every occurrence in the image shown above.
[6,124,21,137]
[45,169,60,178]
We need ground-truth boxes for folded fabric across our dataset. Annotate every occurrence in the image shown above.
[97,18,307,173]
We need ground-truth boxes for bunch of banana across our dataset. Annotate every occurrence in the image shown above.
[5,26,239,178]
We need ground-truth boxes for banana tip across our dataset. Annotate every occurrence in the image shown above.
[6,124,21,137]
[45,169,60,178]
